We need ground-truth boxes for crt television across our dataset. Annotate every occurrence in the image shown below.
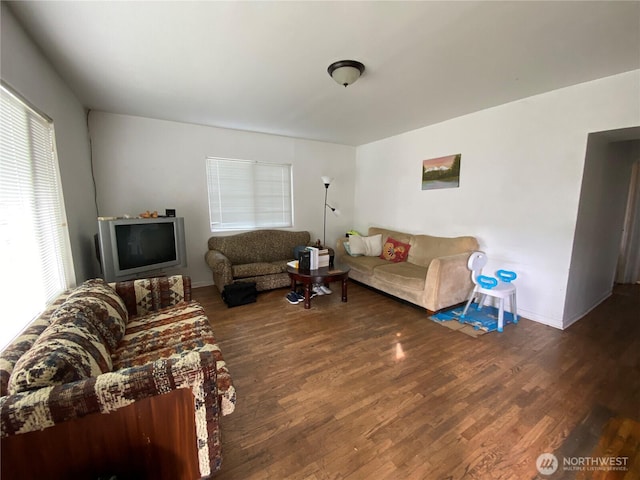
[97,217,187,282]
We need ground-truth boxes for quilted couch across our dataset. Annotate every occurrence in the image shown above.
[205,229,311,293]
[336,226,479,313]
[0,275,235,480]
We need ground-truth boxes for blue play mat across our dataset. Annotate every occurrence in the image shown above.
[431,303,517,333]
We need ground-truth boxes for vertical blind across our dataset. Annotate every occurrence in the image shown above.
[206,157,293,231]
[0,84,75,349]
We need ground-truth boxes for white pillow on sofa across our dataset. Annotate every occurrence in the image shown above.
[348,234,382,256]
[343,242,362,257]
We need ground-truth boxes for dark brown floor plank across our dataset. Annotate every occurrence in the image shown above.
[192,282,640,480]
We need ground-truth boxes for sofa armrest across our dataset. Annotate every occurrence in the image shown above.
[334,237,349,263]
[205,249,233,293]
[1,349,217,438]
[424,252,474,312]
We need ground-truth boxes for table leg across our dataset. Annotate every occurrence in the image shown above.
[303,283,311,309]
[290,277,296,292]
[341,277,348,302]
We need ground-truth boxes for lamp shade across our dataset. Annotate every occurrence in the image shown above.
[321,176,332,187]
[328,60,365,87]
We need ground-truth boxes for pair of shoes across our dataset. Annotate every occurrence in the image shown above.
[286,291,300,304]
[312,285,325,296]
[300,290,317,299]
[294,291,306,301]
[319,285,332,295]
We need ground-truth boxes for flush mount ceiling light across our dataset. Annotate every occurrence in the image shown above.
[327,60,365,87]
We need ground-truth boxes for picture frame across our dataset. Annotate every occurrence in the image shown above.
[421,154,461,190]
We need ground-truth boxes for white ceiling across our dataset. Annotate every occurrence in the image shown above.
[6,1,640,146]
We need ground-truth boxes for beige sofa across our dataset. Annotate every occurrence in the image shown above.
[205,229,311,293]
[335,227,479,313]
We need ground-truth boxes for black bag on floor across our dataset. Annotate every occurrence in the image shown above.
[222,281,258,308]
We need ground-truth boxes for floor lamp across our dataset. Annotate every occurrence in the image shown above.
[322,176,339,247]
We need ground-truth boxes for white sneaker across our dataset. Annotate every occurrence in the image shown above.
[319,285,332,295]
[312,285,325,295]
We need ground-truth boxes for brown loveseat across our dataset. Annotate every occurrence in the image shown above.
[0,275,235,479]
[336,227,479,313]
[205,229,311,293]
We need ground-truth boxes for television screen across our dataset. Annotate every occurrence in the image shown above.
[115,223,177,270]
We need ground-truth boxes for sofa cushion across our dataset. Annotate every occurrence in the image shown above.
[380,237,411,263]
[61,278,128,351]
[232,262,285,279]
[373,262,427,291]
[111,275,190,318]
[368,227,413,245]
[8,312,113,394]
[0,290,72,397]
[112,302,236,416]
[112,303,217,365]
[341,254,388,275]
[349,234,382,256]
[408,234,480,268]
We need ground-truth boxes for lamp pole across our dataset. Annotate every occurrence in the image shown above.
[323,182,329,247]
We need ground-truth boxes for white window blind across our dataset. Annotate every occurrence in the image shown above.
[206,157,293,231]
[0,84,75,349]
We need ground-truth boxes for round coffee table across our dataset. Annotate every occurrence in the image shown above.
[286,265,350,309]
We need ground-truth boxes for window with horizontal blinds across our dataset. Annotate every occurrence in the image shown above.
[0,84,75,349]
[206,157,293,231]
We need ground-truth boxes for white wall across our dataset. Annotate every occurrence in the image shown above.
[1,4,98,282]
[564,138,640,327]
[354,71,640,328]
[88,112,355,287]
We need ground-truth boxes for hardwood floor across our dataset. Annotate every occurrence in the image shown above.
[192,282,640,480]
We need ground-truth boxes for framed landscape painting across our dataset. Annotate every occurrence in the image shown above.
[421,154,461,190]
